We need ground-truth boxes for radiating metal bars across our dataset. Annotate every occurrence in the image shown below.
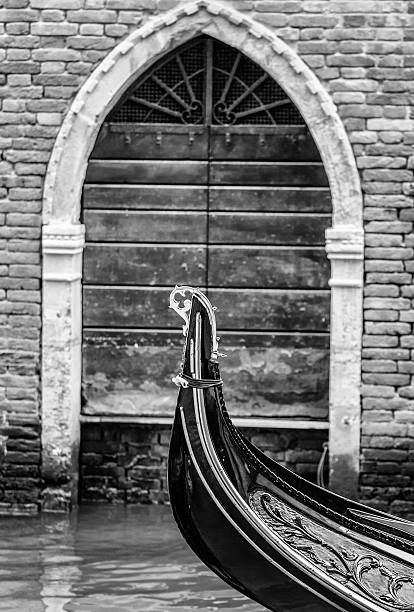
[108,36,305,126]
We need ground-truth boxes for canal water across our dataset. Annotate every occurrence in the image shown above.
[0,504,265,611]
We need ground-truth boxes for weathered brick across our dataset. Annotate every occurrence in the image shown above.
[5,22,30,35]
[104,24,128,37]
[363,335,399,348]
[362,359,397,372]
[67,36,115,50]
[398,361,414,374]
[368,119,414,131]
[362,373,410,385]
[401,286,414,298]
[0,8,38,21]
[361,384,396,398]
[365,235,404,247]
[363,422,408,437]
[364,170,414,182]
[364,297,410,310]
[9,265,40,278]
[366,220,412,233]
[328,54,375,67]
[6,213,41,226]
[79,24,104,35]
[400,209,414,221]
[399,386,414,399]
[358,156,405,169]
[365,321,411,335]
[364,309,398,321]
[366,272,412,284]
[67,9,117,22]
[31,22,78,36]
[32,48,80,61]
[41,9,65,21]
[363,348,409,360]
[401,336,414,348]
[365,247,414,259]
[362,183,403,195]
[364,283,400,296]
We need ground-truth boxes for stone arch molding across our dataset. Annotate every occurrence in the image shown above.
[41,0,364,509]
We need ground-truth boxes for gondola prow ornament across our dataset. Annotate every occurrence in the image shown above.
[167,286,414,612]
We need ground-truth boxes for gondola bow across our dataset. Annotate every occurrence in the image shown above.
[167,285,414,612]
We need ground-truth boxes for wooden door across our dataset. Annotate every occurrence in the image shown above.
[81,36,331,423]
[82,124,209,417]
[207,125,330,419]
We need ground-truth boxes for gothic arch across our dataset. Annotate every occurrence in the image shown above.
[41,0,363,508]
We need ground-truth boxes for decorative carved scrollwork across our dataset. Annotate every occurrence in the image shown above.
[169,285,194,336]
[109,36,304,126]
[249,489,414,611]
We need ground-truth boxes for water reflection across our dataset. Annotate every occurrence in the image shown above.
[0,505,265,611]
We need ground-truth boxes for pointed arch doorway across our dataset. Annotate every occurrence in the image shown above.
[42,1,363,509]
[81,35,332,474]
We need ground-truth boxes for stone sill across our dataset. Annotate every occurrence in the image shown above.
[80,415,329,429]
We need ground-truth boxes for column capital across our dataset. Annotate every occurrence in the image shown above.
[43,222,85,253]
[42,223,85,282]
[325,225,364,260]
[326,226,364,289]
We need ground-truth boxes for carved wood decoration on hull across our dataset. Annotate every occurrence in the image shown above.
[250,489,414,610]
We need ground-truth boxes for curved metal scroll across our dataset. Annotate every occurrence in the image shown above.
[169,285,220,360]
[169,285,193,336]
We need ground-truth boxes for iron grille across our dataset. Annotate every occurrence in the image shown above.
[108,36,305,126]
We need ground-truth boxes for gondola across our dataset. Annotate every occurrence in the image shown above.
[167,285,414,612]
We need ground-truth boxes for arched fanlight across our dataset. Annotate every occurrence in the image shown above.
[109,36,305,126]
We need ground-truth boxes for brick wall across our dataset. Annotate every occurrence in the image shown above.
[1,0,414,514]
[80,424,328,503]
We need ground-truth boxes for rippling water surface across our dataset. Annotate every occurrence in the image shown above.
[0,504,265,611]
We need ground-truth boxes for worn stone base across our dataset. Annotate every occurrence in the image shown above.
[41,486,74,512]
[0,502,39,516]
[79,423,329,504]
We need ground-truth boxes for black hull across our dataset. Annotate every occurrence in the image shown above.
[167,287,414,612]
[169,399,340,611]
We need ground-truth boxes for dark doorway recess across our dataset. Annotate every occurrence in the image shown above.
[81,35,331,423]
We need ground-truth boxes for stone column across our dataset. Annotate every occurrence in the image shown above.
[41,223,85,511]
[326,226,364,499]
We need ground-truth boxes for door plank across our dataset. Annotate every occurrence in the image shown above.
[82,330,183,417]
[84,244,206,286]
[83,287,330,331]
[84,211,207,243]
[208,247,330,288]
[85,160,208,184]
[209,213,330,245]
[91,125,208,160]
[209,187,331,213]
[210,127,321,161]
[83,185,208,210]
[83,287,196,328]
[82,329,328,419]
[211,289,330,331]
[210,162,329,186]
